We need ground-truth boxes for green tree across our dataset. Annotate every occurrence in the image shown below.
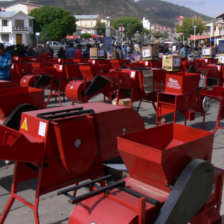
[81,33,92,39]
[176,17,206,39]
[95,22,106,35]
[30,6,76,41]
[113,17,143,38]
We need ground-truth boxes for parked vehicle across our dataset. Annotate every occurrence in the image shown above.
[46,41,65,56]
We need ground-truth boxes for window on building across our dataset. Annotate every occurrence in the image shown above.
[15,20,24,28]
[2,34,9,42]
[29,20,33,27]
[2,20,8,26]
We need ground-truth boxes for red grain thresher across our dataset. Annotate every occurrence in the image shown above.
[156,71,211,127]
[197,64,223,87]
[201,86,224,132]
[10,55,57,85]
[66,67,166,111]
[0,102,144,224]
[65,62,116,103]
[65,123,223,224]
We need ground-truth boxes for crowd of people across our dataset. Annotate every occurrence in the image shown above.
[0,40,219,80]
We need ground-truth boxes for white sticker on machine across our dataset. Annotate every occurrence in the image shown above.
[38,121,47,137]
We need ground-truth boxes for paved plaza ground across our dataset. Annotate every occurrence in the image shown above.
[0,92,224,223]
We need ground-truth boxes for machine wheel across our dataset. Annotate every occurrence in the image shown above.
[3,103,37,130]
[202,96,212,113]
[154,159,214,224]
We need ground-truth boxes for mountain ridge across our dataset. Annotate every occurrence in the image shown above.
[0,0,212,27]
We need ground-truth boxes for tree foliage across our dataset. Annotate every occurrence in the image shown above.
[113,17,143,38]
[95,22,106,35]
[30,6,76,41]
[176,17,206,39]
[81,33,92,39]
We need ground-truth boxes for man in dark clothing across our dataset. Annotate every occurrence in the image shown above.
[65,43,76,58]
[83,44,91,59]
[58,47,66,58]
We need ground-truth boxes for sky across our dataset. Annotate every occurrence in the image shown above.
[162,0,224,18]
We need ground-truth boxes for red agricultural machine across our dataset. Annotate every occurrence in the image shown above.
[63,123,223,224]
[201,86,224,132]
[197,64,223,87]
[0,102,144,224]
[156,71,212,127]
[66,67,166,111]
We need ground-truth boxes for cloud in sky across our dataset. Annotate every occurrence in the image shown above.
[162,0,224,17]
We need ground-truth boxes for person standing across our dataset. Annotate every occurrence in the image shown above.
[73,44,83,59]
[0,43,12,80]
[65,43,76,58]
[179,45,186,58]
[58,47,66,58]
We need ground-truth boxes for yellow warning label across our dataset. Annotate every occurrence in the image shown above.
[21,118,28,131]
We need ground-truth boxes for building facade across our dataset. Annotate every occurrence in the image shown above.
[5,2,41,15]
[203,16,224,45]
[0,11,34,45]
[75,15,99,35]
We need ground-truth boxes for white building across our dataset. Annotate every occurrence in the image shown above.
[0,11,34,45]
[75,15,99,35]
[201,14,224,45]
[5,2,41,15]
[142,17,150,31]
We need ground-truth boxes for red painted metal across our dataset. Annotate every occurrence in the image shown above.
[201,86,224,132]
[65,80,90,103]
[0,85,44,124]
[69,124,222,224]
[108,68,166,110]
[10,56,57,83]
[156,71,205,126]
[197,64,223,87]
[19,74,39,87]
[181,60,195,72]
[0,102,145,224]
[0,80,18,88]
[10,61,32,83]
[66,67,166,110]
[118,124,213,190]
[110,59,121,70]
[165,72,200,94]
[139,60,162,68]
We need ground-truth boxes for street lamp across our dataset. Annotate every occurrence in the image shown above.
[105,16,111,37]
[193,25,197,48]
[35,32,40,47]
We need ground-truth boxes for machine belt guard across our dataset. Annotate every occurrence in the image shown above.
[154,159,214,224]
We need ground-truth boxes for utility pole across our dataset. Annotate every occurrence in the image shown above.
[193,25,197,48]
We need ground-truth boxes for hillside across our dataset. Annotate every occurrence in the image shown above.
[0,0,212,27]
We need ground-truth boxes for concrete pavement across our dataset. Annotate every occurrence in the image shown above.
[0,92,224,223]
